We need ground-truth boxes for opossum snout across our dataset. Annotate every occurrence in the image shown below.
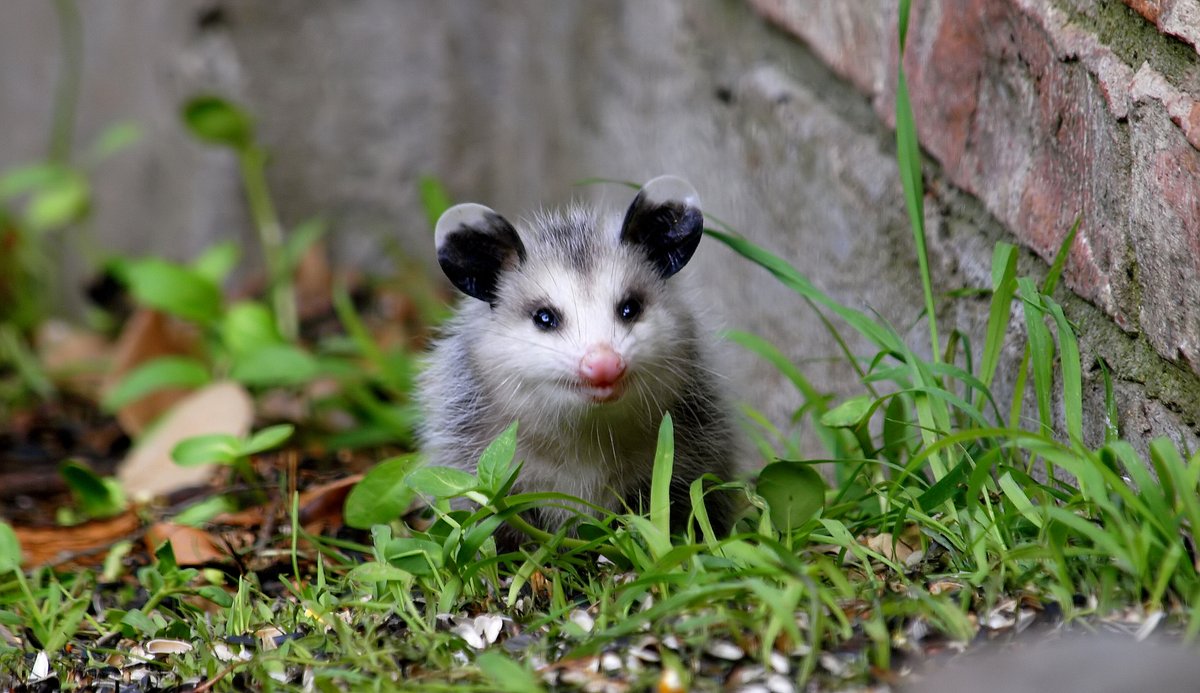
[578,345,626,388]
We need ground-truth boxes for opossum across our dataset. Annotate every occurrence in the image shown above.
[418,176,738,540]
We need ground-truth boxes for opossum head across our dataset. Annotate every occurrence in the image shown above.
[434,176,705,419]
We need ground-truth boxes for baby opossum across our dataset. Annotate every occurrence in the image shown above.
[419,176,738,539]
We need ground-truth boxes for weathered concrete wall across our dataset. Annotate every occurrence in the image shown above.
[1,0,1197,454]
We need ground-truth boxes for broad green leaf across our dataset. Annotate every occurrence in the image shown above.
[0,163,63,199]
[171,434,241,466]
[230,344,320,387]
[243,424,295,455]
[478,422,519,495]
[344,455,421,526]
[757,461,826,531]
[406,465,478,498]
[382,537,444,576]
[87,121,142,162]
[173,495,238,526]
[0,522,20,573]
[26,170,89,231]
[476,652,544,693]
[283,217,327,271]
[346,561,413,584]
[102,356,211,411]
[59,459,127,518]
[192,241,240,285]
[221,301,283,357]
[182,96,253,150]
[819,396,875,429]
[121,259,223,324]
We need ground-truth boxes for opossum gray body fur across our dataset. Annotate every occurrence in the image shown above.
[419,176,738,538]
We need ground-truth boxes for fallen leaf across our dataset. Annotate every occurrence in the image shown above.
[35,319,111,400]
[13,512,141,568]
[144,522,225,566]
[117,381,253,500]
[866,532,917,564]
[104,309,203,435]
[298,474,363,530]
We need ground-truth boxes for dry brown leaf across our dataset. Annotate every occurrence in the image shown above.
[144,522,226,566]
[117,381,254,500]
[35,319,112,400]
[866,532,918,563]
[13,512,141,568]
[104,309,203,436]
[298,474,363,530]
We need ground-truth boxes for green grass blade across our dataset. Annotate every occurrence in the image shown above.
[1017,277,1054,435]
[650,414,675,539]
[1043,297,1082,443]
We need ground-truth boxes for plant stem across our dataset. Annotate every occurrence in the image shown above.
[237,146,297,341]
[50,0,82,163]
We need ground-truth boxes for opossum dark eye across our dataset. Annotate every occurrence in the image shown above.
[531,307,561,331]
[617,296,643,323]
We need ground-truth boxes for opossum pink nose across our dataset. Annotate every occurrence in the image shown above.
[579,345,626,387]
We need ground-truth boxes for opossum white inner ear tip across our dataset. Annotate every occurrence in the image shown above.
[434,203,497,247]
[641,175,700,209]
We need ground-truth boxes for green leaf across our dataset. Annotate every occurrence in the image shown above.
[102,356,211,411]
[283,217,327,271]
[26,170,89,231]
[1044,297,1082,443]
[182,95,254,150]
[418,175,453,230]
[382,537,444,576]
[171,434,241,466]
[478,422,519,495]
[230,343,320,387]
[406,465,479,498]
[819,396,875,429]
[346,561,413,584]
[476,652,544,693]
[0,163,63,199]
[192,241,241,285]
[173,495,237,526]
[59,459,127,518]
[344,454,422,528]
[0,522,21,573]
[243,424,295,455]
[757,461,826,531]
[87,121,142,162]
[221,301,283,357]
[120,258,223,324]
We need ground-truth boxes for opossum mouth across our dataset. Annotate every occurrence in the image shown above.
[575,382,626,404]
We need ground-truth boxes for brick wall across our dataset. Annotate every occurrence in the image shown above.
[751,0,1200,380]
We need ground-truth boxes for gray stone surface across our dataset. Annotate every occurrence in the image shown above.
[1,0,1196,454]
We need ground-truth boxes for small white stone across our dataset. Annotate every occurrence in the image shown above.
[704,640,745,661]
[766,673,795,693]
[30,651,50,682]
[452,623,485,649]
[476,614,504,644]
[569,609,595,633]
[145,638,193,655]
[601,652,622,672]
[769,652,789,674]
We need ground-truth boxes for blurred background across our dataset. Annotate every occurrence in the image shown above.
[2,0,1197,452]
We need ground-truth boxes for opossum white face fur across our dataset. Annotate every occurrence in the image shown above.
[420,176,737,538]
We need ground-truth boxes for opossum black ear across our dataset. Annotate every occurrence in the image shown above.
[435,203,526,303]
[620,175,703,279]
